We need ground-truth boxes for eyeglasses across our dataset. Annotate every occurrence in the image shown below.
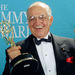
[28,15,49,23]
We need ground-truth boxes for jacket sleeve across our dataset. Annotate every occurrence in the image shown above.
[2,40,25,75]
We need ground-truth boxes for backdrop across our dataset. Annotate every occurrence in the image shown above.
[0,0,75,75]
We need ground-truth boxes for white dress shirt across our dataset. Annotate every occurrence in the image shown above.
[35,33,57,75]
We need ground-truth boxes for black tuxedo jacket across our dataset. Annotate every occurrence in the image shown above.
[3,34,75,75]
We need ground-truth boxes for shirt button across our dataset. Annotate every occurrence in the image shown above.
[45,54,47,56]
[49,70,51,72]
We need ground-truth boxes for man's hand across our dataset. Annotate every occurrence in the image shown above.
[7,46,21,60]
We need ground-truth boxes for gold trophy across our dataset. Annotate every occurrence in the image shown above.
[0,20,15,46]
[0,20,39,75]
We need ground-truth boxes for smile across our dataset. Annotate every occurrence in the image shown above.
[35,25,43,29]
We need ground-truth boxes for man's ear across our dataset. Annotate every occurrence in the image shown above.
[49,16,53,25]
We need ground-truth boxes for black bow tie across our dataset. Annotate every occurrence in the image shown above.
[34,36,51,45]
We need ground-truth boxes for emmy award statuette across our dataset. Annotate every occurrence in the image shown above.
[0,20,39,75]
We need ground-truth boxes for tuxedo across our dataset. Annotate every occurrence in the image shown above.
[3,33,75,75]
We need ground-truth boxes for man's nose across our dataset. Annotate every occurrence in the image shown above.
[34,17,41,25]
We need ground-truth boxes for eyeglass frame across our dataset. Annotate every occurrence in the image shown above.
[27,14,50,23]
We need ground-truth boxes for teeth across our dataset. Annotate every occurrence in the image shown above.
[35,25,43,28]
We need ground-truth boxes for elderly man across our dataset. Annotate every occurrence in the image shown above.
[3,1,75,75]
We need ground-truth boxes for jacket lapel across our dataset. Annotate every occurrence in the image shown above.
[51,34,66,75]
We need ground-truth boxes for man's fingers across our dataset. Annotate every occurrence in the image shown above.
[9,50,21,60]
[17,46,21,49]
[7,46,21,53]
[7,46,21,60]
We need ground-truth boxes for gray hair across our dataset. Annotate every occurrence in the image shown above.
[27,1,52,19]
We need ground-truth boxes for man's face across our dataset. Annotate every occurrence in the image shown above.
[27,6,53,38]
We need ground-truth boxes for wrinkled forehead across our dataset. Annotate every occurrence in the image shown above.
[27,6,48,17]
